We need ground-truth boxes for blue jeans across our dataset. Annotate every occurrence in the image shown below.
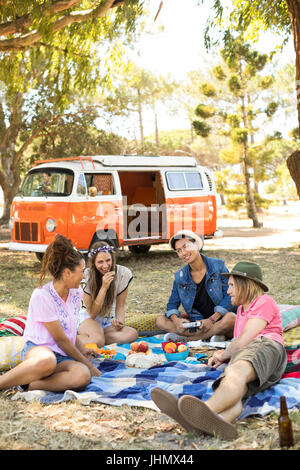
[21,341,75,365]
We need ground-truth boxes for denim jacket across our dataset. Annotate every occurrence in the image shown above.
[165,254,234,319]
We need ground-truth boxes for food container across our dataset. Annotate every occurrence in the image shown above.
[162,342,189,361]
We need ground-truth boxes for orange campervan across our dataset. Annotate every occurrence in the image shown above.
[9,155,221,258]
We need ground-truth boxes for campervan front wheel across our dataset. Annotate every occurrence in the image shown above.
[128,245,151,254]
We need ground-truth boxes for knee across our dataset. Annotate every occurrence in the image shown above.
[87,332,104,348]
[33,355,57,377]
[223,362,251,388]
[69,364,91,391]
[129,328,139,342]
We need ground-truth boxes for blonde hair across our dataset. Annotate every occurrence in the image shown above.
[232,275,265,306]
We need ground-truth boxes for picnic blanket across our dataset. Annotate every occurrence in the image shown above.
[12,335,300,420]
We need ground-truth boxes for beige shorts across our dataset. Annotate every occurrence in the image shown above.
[212,336,287,398]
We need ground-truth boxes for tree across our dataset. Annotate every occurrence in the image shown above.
[201,0,300,198]
[102,63,176,149]
[0,1,144,223]
[0,1,141,51]
[192,34,278,227]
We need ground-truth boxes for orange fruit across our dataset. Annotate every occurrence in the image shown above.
[164,342,177,353]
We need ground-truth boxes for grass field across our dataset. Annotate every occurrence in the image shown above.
[0,216,300,450]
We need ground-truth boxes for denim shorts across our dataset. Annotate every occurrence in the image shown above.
[78,308,112,329]
[21,340,75,365]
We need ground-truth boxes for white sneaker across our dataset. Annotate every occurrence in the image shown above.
[163,332,189,343]
[210,335,226,342]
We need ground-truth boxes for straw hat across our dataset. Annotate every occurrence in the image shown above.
[169,230,204,252]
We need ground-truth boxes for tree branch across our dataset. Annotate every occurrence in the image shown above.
[0,0,124,51]
[11,112,82,170]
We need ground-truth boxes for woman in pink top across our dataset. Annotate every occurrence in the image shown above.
[151,261,287,440]
[0,235,101,393]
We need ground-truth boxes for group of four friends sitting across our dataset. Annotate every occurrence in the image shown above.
[0,230,287,440]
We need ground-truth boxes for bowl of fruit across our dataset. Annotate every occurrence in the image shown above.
[162,341,189,361]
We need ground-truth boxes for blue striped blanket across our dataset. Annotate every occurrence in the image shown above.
[13,336,300,419]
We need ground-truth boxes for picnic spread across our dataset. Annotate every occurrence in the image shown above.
[1,305,300,421]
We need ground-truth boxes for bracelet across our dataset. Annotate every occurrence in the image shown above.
[209,316,216,324]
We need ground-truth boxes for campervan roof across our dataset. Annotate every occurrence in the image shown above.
[33,155,198,171]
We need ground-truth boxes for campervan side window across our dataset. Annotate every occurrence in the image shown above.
[19,168,74,197]
[77,173,87,196]
[166,171,203,191]
[85,173,115,196]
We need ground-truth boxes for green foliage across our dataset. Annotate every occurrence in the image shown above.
[227,74,241,96]
[289,127,300,142]
[231,128,248,144]
[265,101,279,117]
[259,75,274,90]
[192,119,212,138]
[199,82,217,97]
[212,65,227,81]
[202,0,291,50]
[226,114,240,129]
[195,104,216,119]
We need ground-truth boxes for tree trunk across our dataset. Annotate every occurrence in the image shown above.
[243,141,262,228]
[137,88,144,147]
[0,155,21,224]
[286,0,300,138]
[239,67,262,228]
[287,150,300,198]
[154,108,159,147]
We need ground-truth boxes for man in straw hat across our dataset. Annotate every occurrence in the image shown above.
[152,261,287,440]
[156,230,236,342]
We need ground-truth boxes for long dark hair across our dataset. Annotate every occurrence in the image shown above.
[87,241,117,317]
[39,234,83,286]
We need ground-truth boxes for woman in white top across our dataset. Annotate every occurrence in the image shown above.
[77,241,138,346]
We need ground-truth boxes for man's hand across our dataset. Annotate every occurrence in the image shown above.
[171,316,190,334]
[197,318,213,334]
[208,349,225,368]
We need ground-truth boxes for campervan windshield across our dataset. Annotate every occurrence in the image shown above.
[19,168,74,197]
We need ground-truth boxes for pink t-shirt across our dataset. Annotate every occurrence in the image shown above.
[233,294,283,345]
[23,281,83,355]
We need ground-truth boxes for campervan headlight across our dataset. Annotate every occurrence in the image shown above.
[46,218,57,232]
[9,217,14,230]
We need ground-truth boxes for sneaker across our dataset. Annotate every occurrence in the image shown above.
[210,335,226,343]
[163,332,189,343]
[178,395,238,440]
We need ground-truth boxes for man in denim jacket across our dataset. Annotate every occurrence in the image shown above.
[156,230,236,341]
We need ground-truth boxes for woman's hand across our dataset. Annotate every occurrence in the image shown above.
[207,349,225,368]
[101,271,115,290]
[89,365,102,377]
